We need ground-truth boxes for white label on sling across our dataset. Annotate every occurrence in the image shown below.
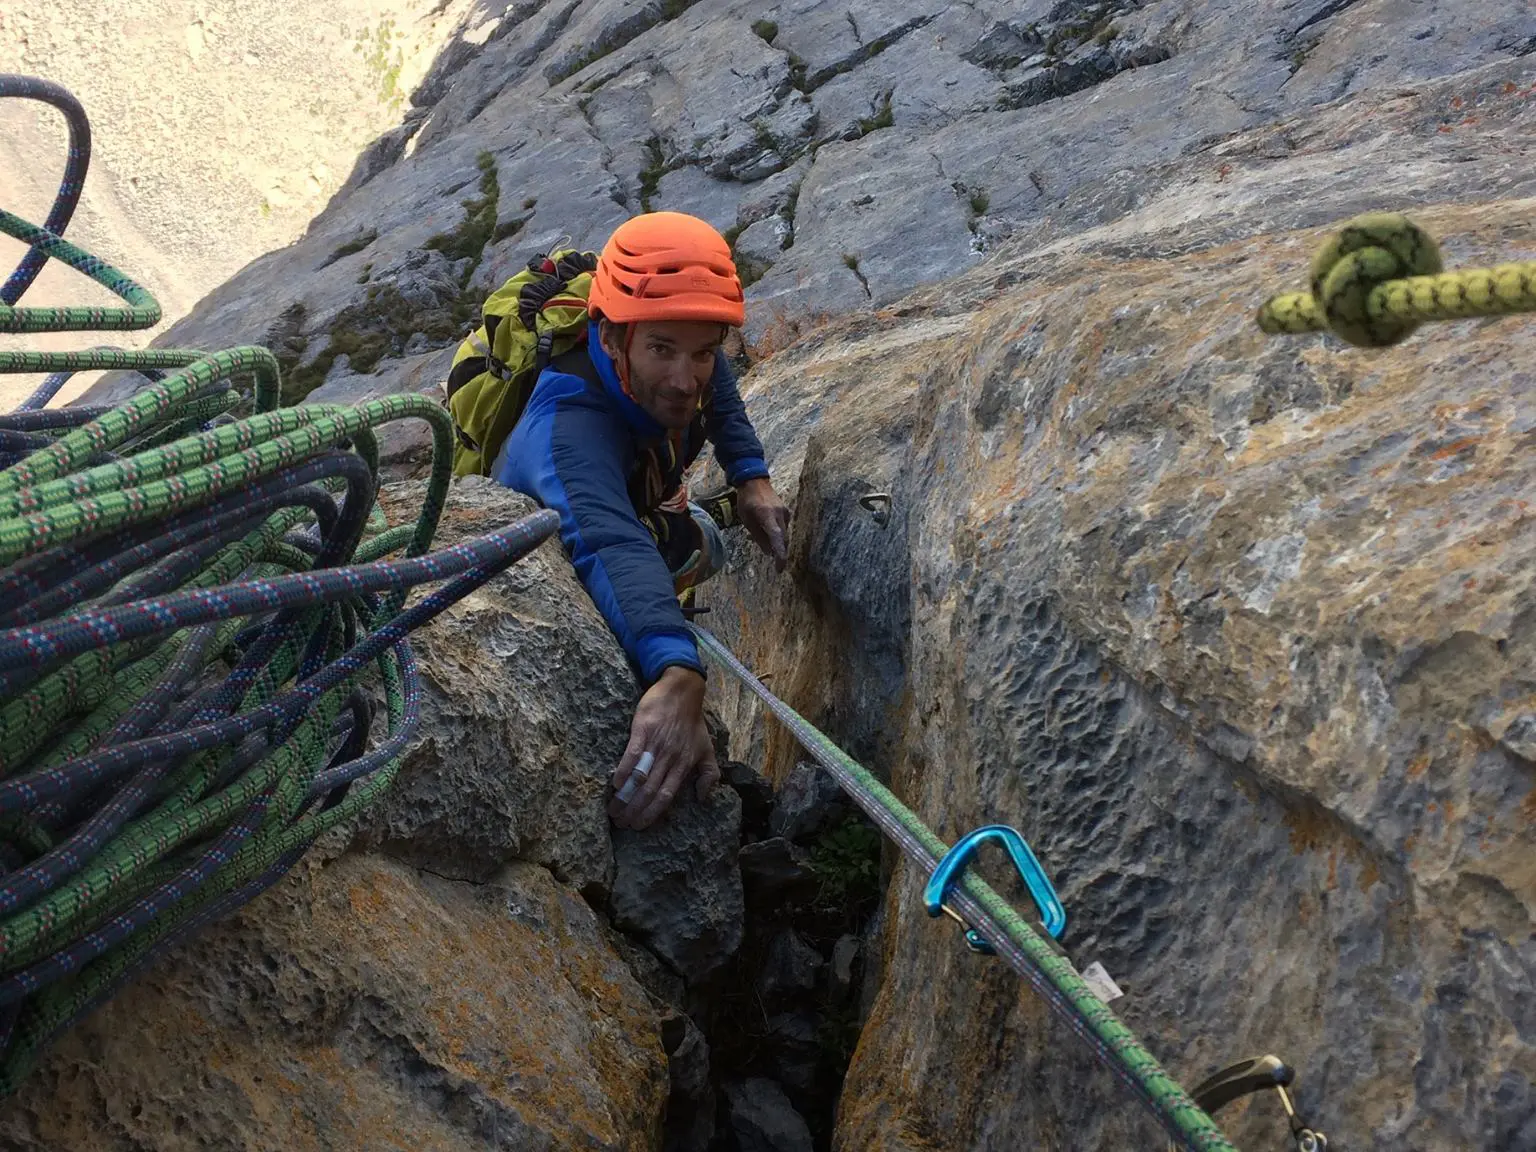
[1080,960,1124,1003]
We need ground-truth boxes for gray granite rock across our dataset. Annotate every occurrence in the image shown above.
[656,165,743,235]
[739,837,816,903]
[611,785,745,982]
[758,928,824,999]
[723,1077,815,1152]
[769,760,846,842]
[348,479,634,898]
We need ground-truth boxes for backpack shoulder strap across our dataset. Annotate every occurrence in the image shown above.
[547,343,602,389]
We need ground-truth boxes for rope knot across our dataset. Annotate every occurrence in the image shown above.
[1258,212,1447,347]
[1308,213,1443,347]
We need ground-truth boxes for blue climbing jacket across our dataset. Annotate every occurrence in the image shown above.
[491,321,769,682]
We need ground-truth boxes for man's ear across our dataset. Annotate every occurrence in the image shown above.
[598,319,626,360]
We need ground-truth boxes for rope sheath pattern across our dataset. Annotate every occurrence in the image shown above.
[0,72,559,1094]
[1257,212,1536,347]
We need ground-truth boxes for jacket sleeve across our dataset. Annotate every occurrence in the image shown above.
[494,373,703,682]
[704,352,770,485]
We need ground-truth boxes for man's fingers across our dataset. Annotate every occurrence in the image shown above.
[695,755,720,800]
[745,506,788,567]
[614,729,647,783]
[633,760,691,830]
[770,524,787,567]
[761,505,790,567]
[610,735,655,821]
[612,750,654,808]
[615,747,675,828]
[616,753,666,828]
[744,514,770,555]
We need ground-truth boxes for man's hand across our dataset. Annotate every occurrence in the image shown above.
[609,667,719,830]
[737,476,791,571]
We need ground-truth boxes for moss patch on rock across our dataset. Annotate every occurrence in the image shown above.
[275,282,469,405]
[424,151,500,277]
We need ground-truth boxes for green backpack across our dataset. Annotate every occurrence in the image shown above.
[444,247,600,477]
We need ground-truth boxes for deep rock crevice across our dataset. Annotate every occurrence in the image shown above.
[604,750,886,1152]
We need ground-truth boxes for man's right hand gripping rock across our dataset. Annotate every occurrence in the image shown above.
[608,666,720,830]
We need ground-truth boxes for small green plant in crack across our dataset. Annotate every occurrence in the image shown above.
[276,282,471,406]
[1094,21,1119,46]
[855,91,894,137]
[563,43,616,80]
[969,189,990,217]
[724,223,768,287]
[787,52,809,93]
[638,136,667,211]
[753,118,780,155]
[752,18,779,42]
[842,253,860,272]
[779,182,802,249]
[809,818,882,911]
[424,151,500,279]
[1288,34,1320,73]
[491,218,526,245]
[356,261,373,285]
[327,228,378,264]
[736,254,771,289]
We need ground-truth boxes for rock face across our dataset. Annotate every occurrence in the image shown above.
[705,189,1536,1147]
[723,1078,815,1152]
[10,1,1536,1149]
[768,761,847,842]
[70,0,1536,419]
[359,477,639,900]
[0,853,667,1151]
[611,785,746,983]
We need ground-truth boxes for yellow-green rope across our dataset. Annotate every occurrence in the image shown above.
[1257,212,1536,347]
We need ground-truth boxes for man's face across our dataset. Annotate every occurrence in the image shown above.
[603,319,723,430]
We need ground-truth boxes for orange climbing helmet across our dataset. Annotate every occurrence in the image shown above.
[588,211,746,327]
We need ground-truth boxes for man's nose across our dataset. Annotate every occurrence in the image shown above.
[668,363,702,394]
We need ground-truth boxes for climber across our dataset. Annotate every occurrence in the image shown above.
[491,211,792,831]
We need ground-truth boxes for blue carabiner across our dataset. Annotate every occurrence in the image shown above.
[924,824,1067,951]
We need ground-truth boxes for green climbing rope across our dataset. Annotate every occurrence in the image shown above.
[1257,211,1536,347]
[0,73,559,1096]
[692,627,1240,1151]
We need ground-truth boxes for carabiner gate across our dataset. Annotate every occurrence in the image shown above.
[924,824,1067,954]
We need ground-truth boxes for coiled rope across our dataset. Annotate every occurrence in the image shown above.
[0,73,558,1095]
